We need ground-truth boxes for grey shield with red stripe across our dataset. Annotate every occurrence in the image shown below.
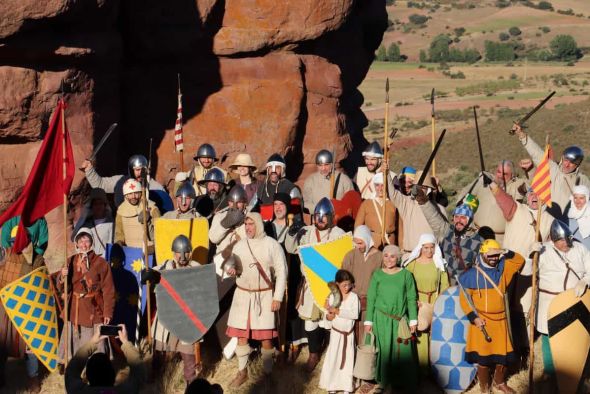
[155,264,219,343]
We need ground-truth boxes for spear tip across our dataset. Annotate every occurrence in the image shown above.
[385,78,390,103]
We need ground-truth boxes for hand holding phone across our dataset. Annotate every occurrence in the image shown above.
[100,324,121,337]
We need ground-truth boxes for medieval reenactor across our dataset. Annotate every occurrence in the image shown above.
[209,185,248,261]
[531,220,590,377]
[114,179,161,251]
[264,192,308,363]
[285,198,345,372]
[55,229,115,369]
[0,216,48,390]
[82,154,171,212]
[256,153,296,206]
[225,212,287,387]
[228,153,260,203]
[513,123,590,218]
[458,160,527,243]
[355,141,396,200]
[162,183,201,219]
[355,172,399,248]
[72,188,114,257]
[303,150,354,213]
[196,168,228,215]
[458,240,524,394]
[175,143,227,196]
[144,235,202,385]
[396,166,417,195]
[416,187,483,283]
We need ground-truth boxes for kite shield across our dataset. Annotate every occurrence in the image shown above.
[154,217,209,265]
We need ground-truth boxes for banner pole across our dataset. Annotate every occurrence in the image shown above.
[60,100,69,365]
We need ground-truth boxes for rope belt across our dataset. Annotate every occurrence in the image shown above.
[331,326,355,370]
[418,289,436,303]
[236,285,272,293]
[377,309,402,321]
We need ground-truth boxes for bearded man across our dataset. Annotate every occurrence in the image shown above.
[256,153,295,205]
[174,143,227,196]
[303,150,354,212]
[163,183,201,219]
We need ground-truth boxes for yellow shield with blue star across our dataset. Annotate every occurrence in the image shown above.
[298,233,353,311]
[0,267,59,372]
[154,218,209,265]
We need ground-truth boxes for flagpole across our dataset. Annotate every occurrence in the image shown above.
[528,134,549,390]
[177,74,184,173]
[60,99,69,365]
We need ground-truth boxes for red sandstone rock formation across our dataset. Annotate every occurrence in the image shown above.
[0,0,386,261]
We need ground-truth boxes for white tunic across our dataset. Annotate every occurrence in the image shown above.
[319,292,360,392]
[303,171,355,213]
[536,242,590,334]
[355,167,396,200]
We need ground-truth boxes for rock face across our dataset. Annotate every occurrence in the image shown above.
[0,0,386,261]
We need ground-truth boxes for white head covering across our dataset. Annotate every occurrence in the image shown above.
[402,233,447,271]
[372,172,384,186]
[353,225,374,257]
[568,185,590,238]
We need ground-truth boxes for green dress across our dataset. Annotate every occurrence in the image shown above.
[406,260,449,375]
[366,269,418,391]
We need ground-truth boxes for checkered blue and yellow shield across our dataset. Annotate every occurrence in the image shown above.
[298,233,353,311]
[0,267,59,372]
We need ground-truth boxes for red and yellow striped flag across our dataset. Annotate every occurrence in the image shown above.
[530,143,552,207]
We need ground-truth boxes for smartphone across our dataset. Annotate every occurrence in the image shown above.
[99,325,121,337]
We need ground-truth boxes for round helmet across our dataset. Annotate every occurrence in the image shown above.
[550,219,573,247]
[314,197,335,227]
[562,146,584,167]
[127,155,148,177]
[176,182,196,199]
[194,143,217,160]
[197,168,226,186]
[228,185,248,203]
[362,141,384,158]
[171,235,192,254]
[315,150,333,165]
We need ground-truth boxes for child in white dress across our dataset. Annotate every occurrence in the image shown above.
[319,269,360,394]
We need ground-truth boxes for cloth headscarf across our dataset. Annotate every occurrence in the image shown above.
[353,225,374,257]
[453,204,474,221]
[568,185,590,238]
[245,212,266,241]
[403,233,447,271]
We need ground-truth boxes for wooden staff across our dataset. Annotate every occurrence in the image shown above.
[142,139,153,345]
[381,78,390,245]
[60,98,70,365]
[431,88,436,177]
[329,148,336,198]
[528,134,549,390]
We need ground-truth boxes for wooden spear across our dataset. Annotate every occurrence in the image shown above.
[430,88,436,177]
[60,97,70,365]
[381,78,390,245]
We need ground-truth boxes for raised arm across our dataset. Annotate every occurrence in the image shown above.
[490,182,518,221]
[419,200,450,241]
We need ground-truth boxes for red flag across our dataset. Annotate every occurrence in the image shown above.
[530,143,552,208]
[174,84,184,152]
[0,99,75,252]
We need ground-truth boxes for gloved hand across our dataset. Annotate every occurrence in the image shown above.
[220,208,245,229]
[140,268,161,285]
[138,208,151,224]
[411,185,428,205]
[575,280,588,297]
[288,218,305,237]
[295,227,308,243]
[175,172,188,182]
[482,173,493,187]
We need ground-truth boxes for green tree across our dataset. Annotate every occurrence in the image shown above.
[419,49,428,62]
[387,43,403,62]
[485,41,515,61]
[376,45,387,61]
[463,48,482,63]
[429,34,451,63]
[550,35,579,61]
[509,26,522,36]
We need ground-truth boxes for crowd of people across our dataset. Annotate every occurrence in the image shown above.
[1,121,590,394]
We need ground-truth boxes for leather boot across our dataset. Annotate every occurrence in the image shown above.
[288,345,301,364]
[305,352,320,373]
[477,365,491,393]
[229,369,248,388]
[493,364,516,393]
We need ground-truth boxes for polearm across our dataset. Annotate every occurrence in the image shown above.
[142,138,154,345]
[455,275,493,343]
[417,128,447,186]
[430,88,436,177]
[528,135,549,390]
[473,107,485,175]
[381,78,390,245]
[508,91,556,134]
[60,93,70,365]
[329,147,336,198]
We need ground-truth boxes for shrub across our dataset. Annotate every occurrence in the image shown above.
[376,45,387,61]
[429,34,452,62]
[485,41,516,61]
[387,43,404,62]
[454,27,466,37]
[509,27,522,36]
[537,1,553,10]
[419,50,428,63]
[499,32,510,41]
[409,14,429,25]
[540,26,551,33]
[550,35,581,61]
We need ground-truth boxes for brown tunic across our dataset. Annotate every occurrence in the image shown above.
[354,198,398,248]
[55,252,115,327]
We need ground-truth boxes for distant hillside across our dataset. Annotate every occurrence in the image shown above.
[384,0,590,61]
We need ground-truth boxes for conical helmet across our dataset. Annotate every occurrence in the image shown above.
[550,219,573,247]
[314,197,335,227]
[127,154,148,176]
[563,146,584,166]
[362,141,384,158]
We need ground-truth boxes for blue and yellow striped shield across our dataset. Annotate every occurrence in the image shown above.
[298,233,353,311]
[0,267,59,372]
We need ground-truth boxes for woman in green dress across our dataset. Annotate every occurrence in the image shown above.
[364,245,418,393]
[403,233,449,377]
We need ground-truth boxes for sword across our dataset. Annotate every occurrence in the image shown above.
[455,275,493,343]
[417,128,447,186]
[88,123,118,162]
[509,91,556,134]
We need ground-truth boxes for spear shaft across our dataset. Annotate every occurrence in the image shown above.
[381,79,390,245]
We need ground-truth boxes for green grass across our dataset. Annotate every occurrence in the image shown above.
[369,61,424,71]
